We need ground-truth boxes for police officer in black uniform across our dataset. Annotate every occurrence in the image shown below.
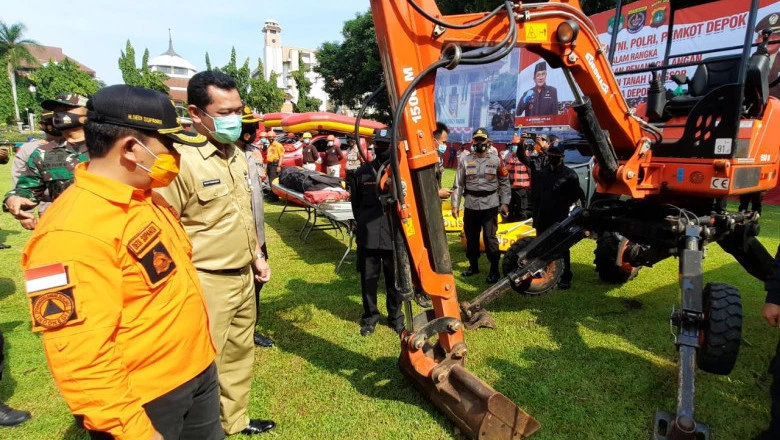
[757,250,780,439]
[529,144,585,290]
[350,128,404,337]
[451,128,511,283]
[517,62,559,116]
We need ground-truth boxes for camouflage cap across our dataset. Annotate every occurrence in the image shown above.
[472,127,489,140]
[41,93,89,111]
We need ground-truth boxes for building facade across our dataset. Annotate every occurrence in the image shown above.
[148,34,197,104]
[259,19,328,111]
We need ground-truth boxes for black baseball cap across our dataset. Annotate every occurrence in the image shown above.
[373,127,392,144]
[547,145,564,156]
[86,85,207,147]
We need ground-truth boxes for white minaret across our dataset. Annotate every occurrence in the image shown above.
[262,19,283,85]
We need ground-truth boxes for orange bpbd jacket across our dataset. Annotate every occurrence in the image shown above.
[21,164,215,440]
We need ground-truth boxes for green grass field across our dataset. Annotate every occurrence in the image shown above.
[0,168,778,439]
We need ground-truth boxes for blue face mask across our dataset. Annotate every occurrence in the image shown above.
[437,142,447,154]
[511,145,518,153]
[199,109,242,144]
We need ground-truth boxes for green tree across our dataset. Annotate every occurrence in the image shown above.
[29,58,101,104]
[246,59,285,113]
[205,52,212,71]
[0,21,39,124]
[291,54,321,112]
[212,47,251,98]
[118,40,169,93]
[315,11,388,121]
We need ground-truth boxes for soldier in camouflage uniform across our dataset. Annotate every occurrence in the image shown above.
[3,94,89,230]
[451,128,510,284]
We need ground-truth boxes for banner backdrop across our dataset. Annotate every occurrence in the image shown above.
[434,0,780,142]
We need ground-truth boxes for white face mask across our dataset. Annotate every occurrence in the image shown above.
[327,142,334,147]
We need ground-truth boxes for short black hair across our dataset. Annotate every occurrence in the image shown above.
[187,71,238,109]
[433,121,449,141]
[84,120,151,159]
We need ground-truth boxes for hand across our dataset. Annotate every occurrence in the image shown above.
[19,216,37,230]
[500,204,509,216]
[451,208,459,218]
[253,256,271,283]
[5,196,37,219]
[438,188,453,199]
[276,166,281,174]
[762,303,780,327]
[150,430,164,440]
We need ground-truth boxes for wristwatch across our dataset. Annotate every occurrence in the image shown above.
[256,251,266,260]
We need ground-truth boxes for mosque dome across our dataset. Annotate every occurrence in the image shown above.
[149,33,196,78]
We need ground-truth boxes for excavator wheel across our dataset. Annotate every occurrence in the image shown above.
[502,237,563,296]
[697,283,742,376]
[593,232,640,284]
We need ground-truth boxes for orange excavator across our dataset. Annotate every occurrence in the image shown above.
[366,0,777,438]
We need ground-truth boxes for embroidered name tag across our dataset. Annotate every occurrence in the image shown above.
[128,223,161,258]
[202,179,221,187]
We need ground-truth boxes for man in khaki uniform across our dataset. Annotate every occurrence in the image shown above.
[156,71,275,436]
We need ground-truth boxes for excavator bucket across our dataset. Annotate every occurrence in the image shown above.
[400,349,539,439]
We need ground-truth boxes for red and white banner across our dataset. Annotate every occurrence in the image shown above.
[435,0,780,142]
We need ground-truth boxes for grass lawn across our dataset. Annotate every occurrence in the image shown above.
[0,168,778,439]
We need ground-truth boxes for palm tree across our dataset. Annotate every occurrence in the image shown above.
[0,21,39,125]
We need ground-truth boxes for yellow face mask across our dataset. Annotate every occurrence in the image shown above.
[134,139,180,188]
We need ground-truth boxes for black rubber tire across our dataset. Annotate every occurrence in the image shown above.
[593,232,640,284]
[697,282,742,376]
[502,237,563,296]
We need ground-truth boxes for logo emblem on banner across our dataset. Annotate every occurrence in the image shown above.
[627,6,648,34]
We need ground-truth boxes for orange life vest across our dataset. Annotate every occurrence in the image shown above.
[506,155,530,188]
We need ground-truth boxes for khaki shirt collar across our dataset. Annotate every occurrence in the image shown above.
[195,140,237,161]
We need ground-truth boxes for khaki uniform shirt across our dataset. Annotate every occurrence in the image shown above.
[451,152,511,211]
[157,141,258,271]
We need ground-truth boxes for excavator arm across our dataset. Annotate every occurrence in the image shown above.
[366,1,661,438]
[370,2,775,439]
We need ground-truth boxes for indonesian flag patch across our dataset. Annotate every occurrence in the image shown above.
[24,263,81,332]
[25,263,68,293]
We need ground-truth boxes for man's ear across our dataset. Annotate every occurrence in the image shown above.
[188,105,202,125]
[119,136,139,163]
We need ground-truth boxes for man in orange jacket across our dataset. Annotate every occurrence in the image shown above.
[21,85,220,440]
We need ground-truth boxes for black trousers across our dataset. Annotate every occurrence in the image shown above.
[82,363,223,440]
[507,187,530,221]
[358,248,403,329]
[739,192,763,214]
[345,169,357,194]
[464,207,500,271]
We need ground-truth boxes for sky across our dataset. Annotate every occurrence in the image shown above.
[3,0,370,85]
